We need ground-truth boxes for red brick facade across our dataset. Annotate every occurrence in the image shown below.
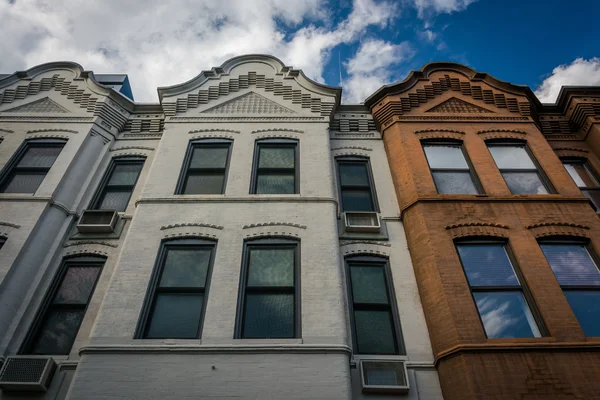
[366,64,600,399]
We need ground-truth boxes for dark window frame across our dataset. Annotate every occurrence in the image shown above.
[0,138,67,194]
[175,139,233,195]
[455,239,548,338]
[0,237,5,250]
[135,238,217,339]
[335,156,380,212]
[421,140,483,194]
[486,141,555,194]
[20,255,106,355]
[250,139,299,194]
[89,156,145,212]
[345,255,405,355]
[561,157,600,212]
[234,237,301,339]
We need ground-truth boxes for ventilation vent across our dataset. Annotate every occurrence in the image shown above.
[344,212,380,233]
[359,360,409,394]
[0,356,57,392]
[77,210,119,233]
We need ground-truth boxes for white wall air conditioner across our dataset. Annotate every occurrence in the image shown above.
[0,356,57,392]
[359,359,410,394]
[77,210,119,233]
[344,212,381,233]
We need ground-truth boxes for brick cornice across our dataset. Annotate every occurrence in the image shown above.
[526,222,591,239]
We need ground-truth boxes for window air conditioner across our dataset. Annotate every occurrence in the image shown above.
[0,356,57,392]
[77,210,119,233]
[344,212,381,233]
[359,359,410,394]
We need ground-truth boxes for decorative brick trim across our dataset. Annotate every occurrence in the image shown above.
[0,221,21,229]
[553,147,589,153]
[340,240,391,257]
[553,148,589,158]
[330,146,373,152]
[188,128,240,134]
[65,249,110,257]
[254,133,300,140]
[526,222,591,239]
[331,150,370,157]
[63,241,118,248]
[0,128,14,133]
[27,134,71,140]
[478,129,527,141]
[415,129,465,141]
[191,134,235,140]
[163,232,219,240]
[107,151,148,157]
[243,222,306,230]
[161,223,224,230]
[445,222,509,239]
[109,146,154,152]
[244,231,301,239]
[27,128,78,134]
[251,128,304,134]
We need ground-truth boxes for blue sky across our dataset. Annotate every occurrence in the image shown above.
[1,0,599,103]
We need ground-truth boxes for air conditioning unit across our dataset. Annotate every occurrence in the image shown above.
[344,212,381,233]
[0,356,57,392]
[359,359,409,394]
[77,210,119,233]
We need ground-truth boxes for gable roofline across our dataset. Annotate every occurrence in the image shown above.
[156,54,342,105]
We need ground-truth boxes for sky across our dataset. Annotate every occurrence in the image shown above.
[1,0,599,104]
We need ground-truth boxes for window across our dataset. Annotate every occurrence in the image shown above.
[540,242,600,336]
[422,142,480,194]
[23,256,104,355]
[456,243,542,338]
[336,158,378,211]
[562,159,600,211]
[346,257,403,354]
[0,237,5,250]
[236,239,299,338]
[487,143,551,194]
[138,239,215,339]
[0,139,66,194]
[91,157,144,212]
[251,139,298,194]
[176,140,232,194]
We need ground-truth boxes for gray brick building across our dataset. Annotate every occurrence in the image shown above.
[0,55,442,399]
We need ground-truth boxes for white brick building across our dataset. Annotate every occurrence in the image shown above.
[0,55,442,399]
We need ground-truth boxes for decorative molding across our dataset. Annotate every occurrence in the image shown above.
[189,128,240,134]
[477,129,527,135]
[333,132,376,138]
[381,115,529,129]
[65,249,109,257]
[161,223,224,230]
[331,146,373,152]
[340,240,391,257]
[243,222,306,230]
[426,97,493,113]
[27,128,78,134]
[163,232,218,240]
[244,231,301,239]
[526,222,590,238]
[3,97,70,113]
[79,343,352,355]
[478,129,527,141]
[445,222,509,239]
[122,132,163,138]
[202,92,295,114]
[340,240,392,247]
[331,151,370,158]
[27,134,71,140]
[414,129,465,135]
[191,134,234,140]
[0,128,14,133]
[0,221,20,229]
[63,240,118,248]
[553,147,588,153]
[0,116,94,122]
[251,128,304,134]
[168,116,325,122]
[254,134,300,140]
[109,146,154,152]
[415,129,465,141]
[106,151,147,157]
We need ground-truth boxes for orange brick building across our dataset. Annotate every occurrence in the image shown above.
[365,63,600,399]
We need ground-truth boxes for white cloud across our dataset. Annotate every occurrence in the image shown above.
[413,0,477,18]
[0,0,396,102]
[418,29,437,42]
[343,39,414,103]
[535,58,600,103]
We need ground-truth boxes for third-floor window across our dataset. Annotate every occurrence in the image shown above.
[336,157,378,212]
[488,143,551,195]
[91,157,144,212]
[562,159,600,211]
[423,142,480,194]
[177,139,232,195]
[251,139,298,194]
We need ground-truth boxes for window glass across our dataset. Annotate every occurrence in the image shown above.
[18,147,63,168]
[473,292,540,338]
[256,174,295,194]
[350,265,389,304]
[341,190,374,212]
[489,146,536,169]
[98,190,132,212]
[259,147,295,168]
[457,245,519,287]
[3,172,46,193]
[337,159,377,211]
[54,267,101,304]
[502,172,548,195]
[432,172,478,194]
[31,310,84,355]
[184,174,224,195]
[190,146,229,169]
[339,163,370,186]
[248,248,294,287]
[564,163,599,187]
[243,293,294,338]
[563,291,600,336]
[354,310,397,354]
[179,142,231,195]
[540,244,600,286]
[159,248,211,288]
[423,144,469,169]
[145,294,203,339]
[107,164,143,186]
[94,158,144,211]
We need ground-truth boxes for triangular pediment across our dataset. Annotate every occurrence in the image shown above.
[4,97,70,113]
[202,92,295,115]
[426,97,493,113]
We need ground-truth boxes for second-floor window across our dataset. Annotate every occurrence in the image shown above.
[540,242,600,337]
[336,158,378,212]
[251,139,298,194]
[22,256,105,355]
[236,238,299,338]
[562,159,600,211]
[91,157,144,212]
[456,242,542,338]
[423,142,480,194]
[0,139,66,194]
[346,256,403,354]
[177,140,232,194]
[488,143,551,194]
